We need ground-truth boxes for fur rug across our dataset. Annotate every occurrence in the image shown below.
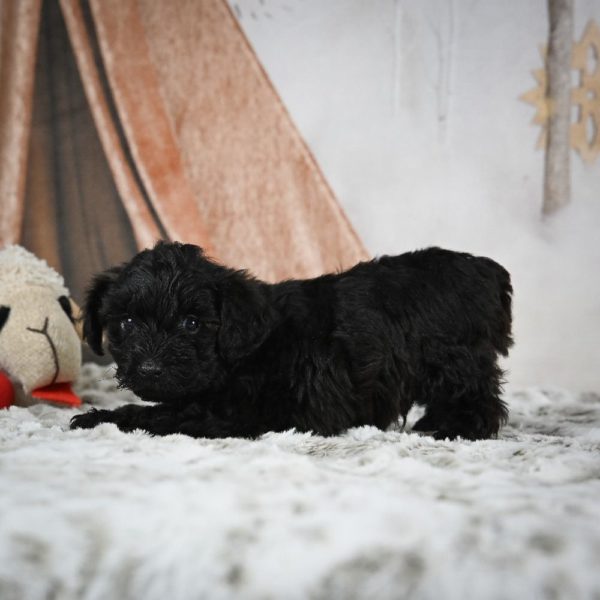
[1,364,599,600]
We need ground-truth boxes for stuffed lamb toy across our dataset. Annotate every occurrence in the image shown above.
[0,245,82,408]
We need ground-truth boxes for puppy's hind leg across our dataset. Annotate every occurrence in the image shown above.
[412,347,508,441]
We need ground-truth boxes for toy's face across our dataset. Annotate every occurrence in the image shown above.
[0,287,82,393]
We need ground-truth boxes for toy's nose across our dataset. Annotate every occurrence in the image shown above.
[138,360,163,379]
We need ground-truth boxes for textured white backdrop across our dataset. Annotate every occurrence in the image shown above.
[228,0,600,391]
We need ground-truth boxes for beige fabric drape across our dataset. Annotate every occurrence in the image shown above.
[83,0,368,280]
[0,0,42,246]
[59,0,162,251]
[65,0,214,254]
[2,0,368,290]
[20,0,142,307]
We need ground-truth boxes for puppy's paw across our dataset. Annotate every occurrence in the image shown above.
[412,414,444,438]
[412,411,499,441]
[70,409,115,430]
[412,413,436,433]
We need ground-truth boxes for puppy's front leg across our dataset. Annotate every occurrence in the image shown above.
[169,406,254,439]
[70,403,250,438]
[70,403,175,434]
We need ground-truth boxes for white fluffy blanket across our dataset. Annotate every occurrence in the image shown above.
[1,364,599,600]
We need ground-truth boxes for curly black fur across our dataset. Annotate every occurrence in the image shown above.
[71,242,513,440]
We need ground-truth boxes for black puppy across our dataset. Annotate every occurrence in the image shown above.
[71,242,513,440]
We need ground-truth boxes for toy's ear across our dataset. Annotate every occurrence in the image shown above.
[0,306,10,332]
[83,266,122,355]
[217,275,277,364]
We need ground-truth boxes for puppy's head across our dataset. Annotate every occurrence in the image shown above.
[83,242,275,402]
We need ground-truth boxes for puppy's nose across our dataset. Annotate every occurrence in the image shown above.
[138,360,163,378]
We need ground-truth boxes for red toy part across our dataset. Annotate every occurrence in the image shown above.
[31,382,82,406]
[0,371,15,409]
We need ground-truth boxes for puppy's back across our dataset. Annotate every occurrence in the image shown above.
[370,248,513,355]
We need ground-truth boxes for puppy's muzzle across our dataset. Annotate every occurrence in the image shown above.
[137,359,163,379]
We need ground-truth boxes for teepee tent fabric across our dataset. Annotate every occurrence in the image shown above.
[0,0,368,302]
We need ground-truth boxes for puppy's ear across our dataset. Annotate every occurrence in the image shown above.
[83,266,122,355]
[217,275,276,364]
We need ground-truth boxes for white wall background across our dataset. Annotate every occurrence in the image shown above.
[229,0,600,392]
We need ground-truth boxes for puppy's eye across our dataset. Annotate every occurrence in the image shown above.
[120,317,136,333]
[58,296,74,323]
[182,315,200,332]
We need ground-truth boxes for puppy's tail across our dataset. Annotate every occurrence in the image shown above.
[478,257,514,357]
